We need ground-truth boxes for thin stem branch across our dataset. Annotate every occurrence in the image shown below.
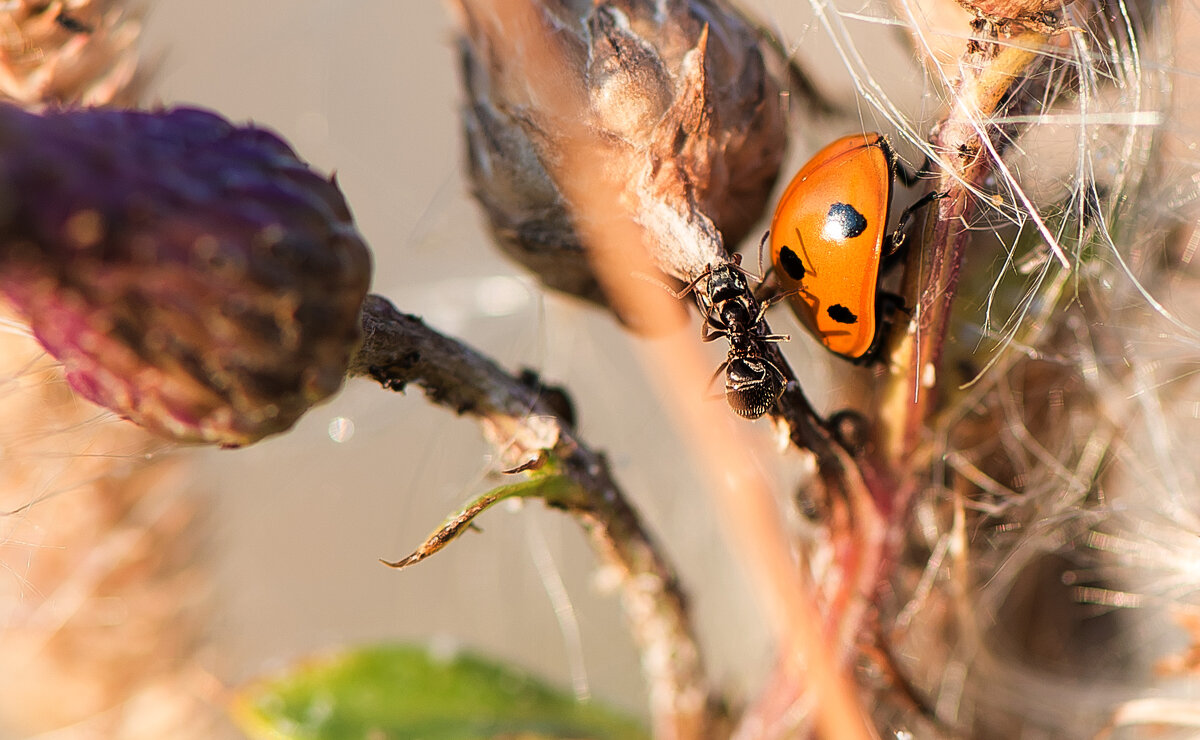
[349,294,716,740]
[448,2,881,737]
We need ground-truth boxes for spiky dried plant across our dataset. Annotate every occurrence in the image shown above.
[0,0,144,108]
[0,326,218,738]
[855,0,1200,735]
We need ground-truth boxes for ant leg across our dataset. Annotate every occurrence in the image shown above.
[748,232,784,305]
[706,359,730,401]
[633,271,689,298]
[636,265,713,300]
[757,290,796,314]
[763,357,787,384]
[752,288,807,329]
[701,321,728,342]
[747,298,791,343]
[753,279,779,305]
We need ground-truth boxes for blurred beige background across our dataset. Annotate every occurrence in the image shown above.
[141,1,760,727]
[135,0,917,732]
[94,2,1200,739]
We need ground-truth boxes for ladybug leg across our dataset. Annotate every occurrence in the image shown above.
[893,147,940,188]
[893,157,922,188]
[854,291,910,365]
[826,409,872,454]
[879,291,910,318]
[884,189,947,263]
[896,189,947,233]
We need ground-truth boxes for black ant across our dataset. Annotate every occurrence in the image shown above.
[668,254,790,419]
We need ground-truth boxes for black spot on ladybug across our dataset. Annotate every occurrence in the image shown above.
[824,203,868,240]
[778,245,806,280]
[827,304,858,325]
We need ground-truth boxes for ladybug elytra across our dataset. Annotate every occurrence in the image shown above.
[769,132,936,363]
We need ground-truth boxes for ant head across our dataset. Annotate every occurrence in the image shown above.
[706,263,750,305]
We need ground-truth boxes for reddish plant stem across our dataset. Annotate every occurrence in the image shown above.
[881,27,1059,469]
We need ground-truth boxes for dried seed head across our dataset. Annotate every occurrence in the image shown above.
[0,0,144,108]
[0,105,373,447]
[954,0,1074,28]
[456,0,787,320]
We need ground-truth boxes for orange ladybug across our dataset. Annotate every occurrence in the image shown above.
[769,132,936,363]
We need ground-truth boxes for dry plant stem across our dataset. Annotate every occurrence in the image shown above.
[455,2,880,737]
[881,27,1057,466]
[724,352,885,739]
[767,346,885,651]
[453,2,875,738]
[349,294,713,740]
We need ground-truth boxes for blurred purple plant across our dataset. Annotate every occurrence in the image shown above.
[0,105,372,446]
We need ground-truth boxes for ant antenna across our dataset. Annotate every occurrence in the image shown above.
[632,270,696,299]
[756,231,773,279]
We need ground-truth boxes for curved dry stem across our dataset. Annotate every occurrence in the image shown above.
[349,294,716,740]
[447,2,889,737]
[448,2,885,738]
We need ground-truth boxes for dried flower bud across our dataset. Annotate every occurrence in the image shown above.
[0,0,144,108]
[0,105,372,447]
[456,0,787,319]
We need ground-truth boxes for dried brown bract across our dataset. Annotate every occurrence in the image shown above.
[454,0,788,324]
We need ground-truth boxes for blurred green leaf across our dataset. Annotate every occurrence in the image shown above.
[232,643,649,740]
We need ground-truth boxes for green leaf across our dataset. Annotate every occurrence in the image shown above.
[231,643,649,740]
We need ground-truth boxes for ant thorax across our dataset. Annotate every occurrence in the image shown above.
[687,259,787,420]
